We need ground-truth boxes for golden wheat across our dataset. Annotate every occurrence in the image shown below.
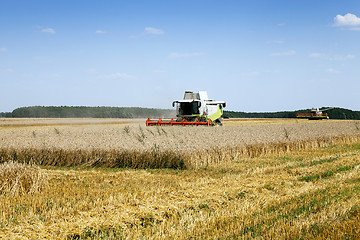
[1,118,359,169]
[0,161,45,195]
[0,119,358,151]
[0,141,359,239]
[0,118,360,239]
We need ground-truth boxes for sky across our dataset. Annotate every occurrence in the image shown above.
[1,0,359,112]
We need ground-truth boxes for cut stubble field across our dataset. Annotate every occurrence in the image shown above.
[1,118,360,239]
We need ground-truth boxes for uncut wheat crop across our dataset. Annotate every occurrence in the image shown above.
[1,118,360,168]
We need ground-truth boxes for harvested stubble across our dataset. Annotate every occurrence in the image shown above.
[1,141,360,239]
[0,161,45,195]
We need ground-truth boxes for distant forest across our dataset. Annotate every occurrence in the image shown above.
[224,108,360,120]
[0,106,175,118]
[1,106,360,120]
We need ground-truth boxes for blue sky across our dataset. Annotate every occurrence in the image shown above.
[1,0,359,112]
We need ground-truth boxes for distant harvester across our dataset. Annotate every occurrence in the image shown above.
[297,107,334,120]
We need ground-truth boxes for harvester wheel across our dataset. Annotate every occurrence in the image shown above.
[214,118,223,126]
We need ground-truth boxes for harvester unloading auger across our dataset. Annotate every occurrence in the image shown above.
[146,91,226,126]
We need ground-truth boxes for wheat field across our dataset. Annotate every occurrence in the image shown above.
[1,118,359,168]
[1,118,360,239]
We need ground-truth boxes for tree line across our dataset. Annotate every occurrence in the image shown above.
[2,106,175,118]
[1,106,359,120]
[223,107,360,120]
[0,112,12,118]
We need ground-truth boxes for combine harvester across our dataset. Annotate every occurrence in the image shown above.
[146,91,226,126]
[296,107,333,120]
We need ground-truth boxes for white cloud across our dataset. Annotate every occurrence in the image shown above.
[326,68,340,74]
[277,23,286,27]
[333,13,360,30]
[271,50,296,56]
[100,73,136,80]
[309,52,355,60]
[129,27,165,39]
[329,54,355,61]
[168,52,204,58]
[41,28,56,34]
[309,53,322,58]
[145,27,164,35]
[95,30,107,34]
[346,54,355,59]
[334,13,360,26]
[0,47,7,52]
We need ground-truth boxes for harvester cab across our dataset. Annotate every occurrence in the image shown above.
[173,91,226,125]
[146,91,226,126]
